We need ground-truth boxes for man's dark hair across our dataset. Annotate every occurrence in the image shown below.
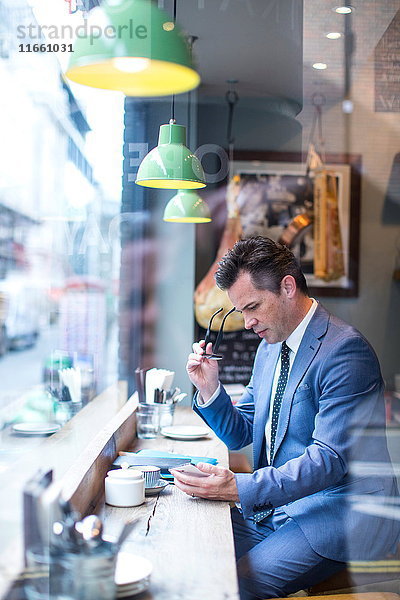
[215,236,309,295]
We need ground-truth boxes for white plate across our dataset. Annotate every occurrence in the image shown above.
[145,479,169,496]
[117,580,148,590]
[117,577,150,591]
[115,552,153,587]
[11,422,61,436]
[160,425,210,440]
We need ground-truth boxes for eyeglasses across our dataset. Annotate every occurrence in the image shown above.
[203,306,236,360]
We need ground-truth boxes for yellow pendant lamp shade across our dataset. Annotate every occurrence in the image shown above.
[65,0,200,97]
[136,120,206,189]
[163,190,211,222]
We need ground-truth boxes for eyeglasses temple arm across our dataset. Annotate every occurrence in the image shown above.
[213,307,236,353]
[204,307,223,347]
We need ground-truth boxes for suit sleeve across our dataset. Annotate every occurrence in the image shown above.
[235,334,385,519]
[193,340,267,450]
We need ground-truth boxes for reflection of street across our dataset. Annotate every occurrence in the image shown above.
[0,325,58,409]
[0,319,119,412]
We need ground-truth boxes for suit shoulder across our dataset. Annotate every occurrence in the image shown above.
[326,313,373,347]
[326,313,361,339]
[321,314,381,370]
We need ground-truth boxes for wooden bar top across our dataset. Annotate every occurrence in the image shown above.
[102,407,240,600]
[0,383,128,598]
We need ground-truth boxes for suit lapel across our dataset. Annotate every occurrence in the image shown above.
[272,304,330,461]
[253,343,280,469]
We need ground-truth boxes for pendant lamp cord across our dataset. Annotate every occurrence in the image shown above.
[170,0,178,122]
[226,86,239,178]
[171,96,175,121]
[186,36,197,148]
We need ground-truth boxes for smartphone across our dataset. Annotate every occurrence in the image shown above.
[172,464,210,478]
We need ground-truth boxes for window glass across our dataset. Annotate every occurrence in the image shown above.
[0,3,399,593]
[1,0,398,426]
[0,0,123,431]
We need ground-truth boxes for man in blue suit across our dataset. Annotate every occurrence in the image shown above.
[171,237,399,599]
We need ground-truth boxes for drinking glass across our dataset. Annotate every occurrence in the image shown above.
[25,545,116,600]
[136,403,175,438]
[136,403,159,439]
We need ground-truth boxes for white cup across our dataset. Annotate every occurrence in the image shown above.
[394,374,400,393]
[105,469,145,507]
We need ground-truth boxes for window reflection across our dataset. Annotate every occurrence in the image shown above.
[0,0,122,431]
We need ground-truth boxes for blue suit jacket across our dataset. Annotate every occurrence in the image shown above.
[195,304,400,562]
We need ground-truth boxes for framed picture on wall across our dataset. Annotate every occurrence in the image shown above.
[230,151,362,297]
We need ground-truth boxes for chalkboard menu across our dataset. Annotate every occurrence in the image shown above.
[196,326,261,386]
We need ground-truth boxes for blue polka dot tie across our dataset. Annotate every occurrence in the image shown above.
[253,341,291,524]
[269,341,291,463]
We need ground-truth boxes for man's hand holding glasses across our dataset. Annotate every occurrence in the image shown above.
[186,307,236,403]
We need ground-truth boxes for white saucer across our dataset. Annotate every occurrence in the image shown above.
[115,552,152,590]
[11,422,61,436]
[160,425,210,440]
[145,479,169,496]
[117,577,150,597]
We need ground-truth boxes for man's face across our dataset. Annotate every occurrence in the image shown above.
[227,271,290,344]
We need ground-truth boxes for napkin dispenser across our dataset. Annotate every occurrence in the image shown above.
[145,368,175,404]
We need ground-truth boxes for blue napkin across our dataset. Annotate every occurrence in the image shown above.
[136,449,218,480]
[137,449,218,464]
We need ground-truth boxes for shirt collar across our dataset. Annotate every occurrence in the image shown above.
[285,298,318,355]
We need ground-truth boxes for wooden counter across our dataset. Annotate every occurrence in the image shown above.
[1,396,239,600]
[0,383,129,598]
[102,407,240,600]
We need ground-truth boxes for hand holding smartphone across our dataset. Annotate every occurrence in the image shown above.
[171,464,210,478]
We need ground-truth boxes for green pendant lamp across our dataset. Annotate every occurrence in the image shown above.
[65,0,200,97]
[163,190,211,222]
[136,119,206,189]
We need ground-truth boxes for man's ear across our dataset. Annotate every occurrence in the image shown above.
[281,275,297,298]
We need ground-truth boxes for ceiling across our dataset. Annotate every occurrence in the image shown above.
[176,0,400,110]
[177,0,303,105]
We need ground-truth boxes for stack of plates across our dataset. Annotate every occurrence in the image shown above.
[115,552,153,598]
